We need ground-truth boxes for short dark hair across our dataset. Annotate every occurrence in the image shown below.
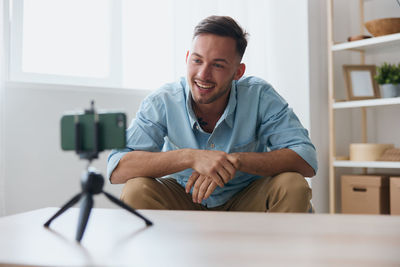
[193,15,248,60]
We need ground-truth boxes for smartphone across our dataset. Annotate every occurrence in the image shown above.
[61,112,126,152]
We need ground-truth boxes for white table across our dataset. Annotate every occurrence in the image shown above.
[0,207,399,266]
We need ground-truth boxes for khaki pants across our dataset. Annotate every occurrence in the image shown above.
[120,172,312,212]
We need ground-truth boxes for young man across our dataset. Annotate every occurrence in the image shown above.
[107,16,317,212]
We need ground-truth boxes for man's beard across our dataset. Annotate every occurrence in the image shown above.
[191,75,234,105]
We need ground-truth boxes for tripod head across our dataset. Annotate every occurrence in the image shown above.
[81,167,104,194]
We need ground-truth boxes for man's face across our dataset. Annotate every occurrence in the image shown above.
[186,34,245,106]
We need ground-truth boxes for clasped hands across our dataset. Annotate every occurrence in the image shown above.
[185,150,239,204]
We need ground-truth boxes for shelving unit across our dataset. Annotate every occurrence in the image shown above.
[327,0,400,213]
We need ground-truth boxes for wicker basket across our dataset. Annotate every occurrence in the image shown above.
[365,18,400,37]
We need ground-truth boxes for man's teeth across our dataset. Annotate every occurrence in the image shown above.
[196,81,214,89]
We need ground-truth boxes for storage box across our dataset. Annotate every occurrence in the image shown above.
[390,177,400,215]
[349,143,394,161]
[341,174,390,214]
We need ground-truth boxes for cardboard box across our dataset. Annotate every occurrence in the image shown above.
[390,177,400,215]
[341,174,389,214]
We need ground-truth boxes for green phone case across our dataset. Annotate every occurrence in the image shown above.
[61,112,126,151]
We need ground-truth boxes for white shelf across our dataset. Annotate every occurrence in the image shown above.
[334,160,400,168]
[333,97,400,109]
[332,33,400,52]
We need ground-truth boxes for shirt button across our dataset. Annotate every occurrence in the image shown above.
[210,143,215,148]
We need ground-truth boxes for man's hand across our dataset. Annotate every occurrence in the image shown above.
[185,151,241,203]
[186,172,218,203]
[190,150,238,188]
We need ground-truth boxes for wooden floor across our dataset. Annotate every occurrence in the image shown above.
[0,207,399,266]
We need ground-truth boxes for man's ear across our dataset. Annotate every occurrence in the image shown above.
[234,63,246,80]
[186,50,190,63]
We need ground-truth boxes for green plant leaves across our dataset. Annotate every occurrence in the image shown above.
[375,62,400,85]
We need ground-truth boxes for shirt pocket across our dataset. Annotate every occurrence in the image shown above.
[230,138,258,153]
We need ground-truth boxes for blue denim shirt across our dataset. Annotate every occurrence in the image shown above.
[107,76,317,208]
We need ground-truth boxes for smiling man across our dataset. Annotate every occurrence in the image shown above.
[107,16,317,212]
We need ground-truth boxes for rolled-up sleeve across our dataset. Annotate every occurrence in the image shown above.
[258,88,318,174]
[106,94,167,180]
[107,149,130,181]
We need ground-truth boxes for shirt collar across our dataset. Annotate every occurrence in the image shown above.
[185,79,197,129]
[185,78,237,129]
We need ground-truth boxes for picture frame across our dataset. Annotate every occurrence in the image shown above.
[342,65,380,100]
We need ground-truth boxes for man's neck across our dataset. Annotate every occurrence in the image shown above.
[192,98,229,133]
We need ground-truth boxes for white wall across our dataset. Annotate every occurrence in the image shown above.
[0,0,7,216]
[308,0,329,213]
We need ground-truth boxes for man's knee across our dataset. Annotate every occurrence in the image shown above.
[120,177,162,209]
[273,172,310,195]
[268,172,312,212]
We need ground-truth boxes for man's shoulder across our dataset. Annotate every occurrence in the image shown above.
[236,76,287,106]
[236,76,274,96]
[150,78,186,98]
[143,78,186,105]
[237,76,270,87]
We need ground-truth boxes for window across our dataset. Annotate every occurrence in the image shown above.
[10,0,122,87]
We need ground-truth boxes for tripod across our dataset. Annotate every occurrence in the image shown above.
[44,102,153,242]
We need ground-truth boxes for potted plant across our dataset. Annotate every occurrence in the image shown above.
[374,62,400,98]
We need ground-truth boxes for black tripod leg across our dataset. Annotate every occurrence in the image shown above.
[44,193,82,227]
[103,191,153,226]
[76,193,93,242]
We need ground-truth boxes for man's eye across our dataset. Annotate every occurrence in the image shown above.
[193,59,201,64]
[214,63,224,68]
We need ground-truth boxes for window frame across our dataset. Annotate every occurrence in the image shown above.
[8,0,123,88]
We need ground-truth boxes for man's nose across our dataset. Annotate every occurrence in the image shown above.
[198,64,212,80]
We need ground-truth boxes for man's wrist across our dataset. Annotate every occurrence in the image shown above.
[181,148,196,169]
[228,152,242,170]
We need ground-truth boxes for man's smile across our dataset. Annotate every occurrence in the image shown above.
[194,79,215,90]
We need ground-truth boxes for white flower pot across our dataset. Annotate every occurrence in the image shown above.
[380,84,400,98]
